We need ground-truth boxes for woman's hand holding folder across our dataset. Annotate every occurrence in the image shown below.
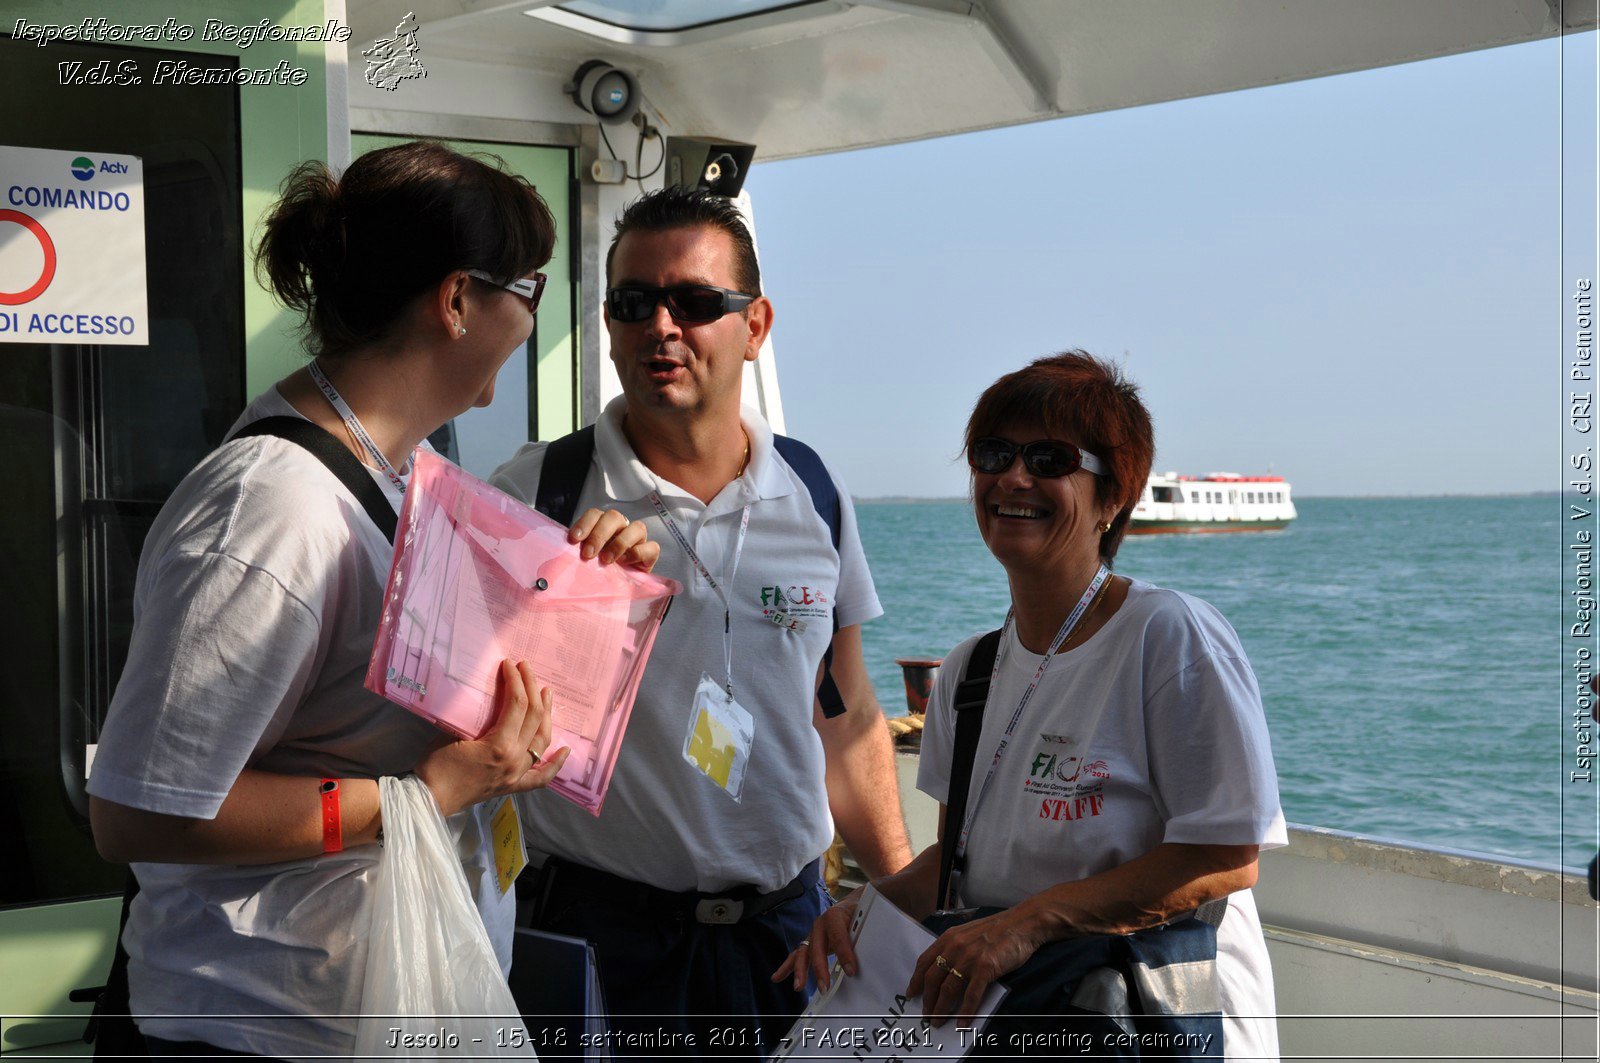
[417,660,571,816]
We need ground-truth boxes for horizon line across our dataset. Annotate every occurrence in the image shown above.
[854,491,1561,503]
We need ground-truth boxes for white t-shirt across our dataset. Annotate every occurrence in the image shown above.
[87,388,512,1058]
[491,398,881,893]
[917,580,1287,1061]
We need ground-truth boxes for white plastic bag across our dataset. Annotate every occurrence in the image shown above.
[354,775,534,1058]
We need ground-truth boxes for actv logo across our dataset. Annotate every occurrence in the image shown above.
[67,157,129,181]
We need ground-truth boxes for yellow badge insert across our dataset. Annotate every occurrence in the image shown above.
[490,796,527,895]
[683,672,755,801]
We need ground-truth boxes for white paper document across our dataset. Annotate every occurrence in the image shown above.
[774,887,1007,1060]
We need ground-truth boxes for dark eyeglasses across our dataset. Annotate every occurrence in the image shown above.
[606,284,756,324]
[969,436,1108,478]
[466,269,546,314]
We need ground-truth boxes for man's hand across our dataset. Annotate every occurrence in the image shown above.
[568,507,660,570]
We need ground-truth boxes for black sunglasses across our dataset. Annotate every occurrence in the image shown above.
[969,436,1108,478]
[606,284,756,324]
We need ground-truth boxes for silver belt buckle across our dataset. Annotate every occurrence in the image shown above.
[695,897,744,924]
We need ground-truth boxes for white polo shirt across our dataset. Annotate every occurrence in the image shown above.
[492,398,881,893]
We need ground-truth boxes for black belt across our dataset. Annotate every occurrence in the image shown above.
[537,855,820,925]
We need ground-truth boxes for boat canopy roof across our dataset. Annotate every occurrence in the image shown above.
[351,0,1592,161]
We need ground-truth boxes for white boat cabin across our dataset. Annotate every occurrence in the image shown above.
[1133,472,1297,532]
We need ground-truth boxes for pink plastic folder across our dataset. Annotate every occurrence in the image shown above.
[368,449,681,816]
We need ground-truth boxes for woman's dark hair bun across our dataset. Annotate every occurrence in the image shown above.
[254,140,557,359]
[256,160,341,318]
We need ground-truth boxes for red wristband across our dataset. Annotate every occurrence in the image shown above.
[319,778,342,853]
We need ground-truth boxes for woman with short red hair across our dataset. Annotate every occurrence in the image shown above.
[782,351,1285,1060]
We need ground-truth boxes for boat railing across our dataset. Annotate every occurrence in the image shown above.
[871,751,1598,1061]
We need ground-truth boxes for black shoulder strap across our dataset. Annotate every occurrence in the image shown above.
[230,416,396,543]
[772,435,841,551]
[534,425,597,526]
[936,628,1003,911]
[80,872,143,1052]
[772,435,849,718]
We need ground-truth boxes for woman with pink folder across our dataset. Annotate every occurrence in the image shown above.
[85,140,657,1059]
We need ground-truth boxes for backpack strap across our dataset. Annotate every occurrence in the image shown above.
[771,435,842,551]
[230,416,396,543]
[936,628,1003,911]
[80,872,143,1052]
[771,435,848,718]
[534,425,597,526]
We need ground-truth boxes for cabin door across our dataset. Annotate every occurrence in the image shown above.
[0,39,246,913]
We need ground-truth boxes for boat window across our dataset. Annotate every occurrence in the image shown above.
[556,0,813,32]
[0,38,244,908]
[1152,486,1175,503]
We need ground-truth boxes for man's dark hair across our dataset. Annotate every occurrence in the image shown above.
[605,186,762,295]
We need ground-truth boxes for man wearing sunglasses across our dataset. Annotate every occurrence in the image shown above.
[493,186,911,1053]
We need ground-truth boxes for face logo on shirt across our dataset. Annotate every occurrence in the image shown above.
[1030,750,1082,784]
[1023,735,1109,825]
[758,584,831,621]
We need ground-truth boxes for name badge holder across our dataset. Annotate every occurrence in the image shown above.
[649,492,759,801]
[683,672,756,801]
[490,795,527,895]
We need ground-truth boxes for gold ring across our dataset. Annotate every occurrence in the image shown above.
[949,965,967,981]
[797,939,810,949]
[935,954,950,971]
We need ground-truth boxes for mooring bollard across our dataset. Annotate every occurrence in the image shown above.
[895,657,942,716]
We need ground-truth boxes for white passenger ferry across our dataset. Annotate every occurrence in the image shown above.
[1130,472,1297,534]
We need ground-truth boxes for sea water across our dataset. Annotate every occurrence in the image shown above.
[854,495,1593,869]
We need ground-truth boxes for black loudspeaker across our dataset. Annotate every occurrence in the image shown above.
[665,136,756,198]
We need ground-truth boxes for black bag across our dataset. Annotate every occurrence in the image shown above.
[82,417,399,1055]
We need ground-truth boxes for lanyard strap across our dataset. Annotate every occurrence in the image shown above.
[649,492,751,696]
[307,360,407,494]
[948,564,1109,901]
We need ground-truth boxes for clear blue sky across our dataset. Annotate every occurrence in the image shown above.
[746,34,1596,499]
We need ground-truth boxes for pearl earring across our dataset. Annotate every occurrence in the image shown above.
[457,325,467,336]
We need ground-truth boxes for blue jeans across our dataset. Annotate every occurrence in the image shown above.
[526,859,829,1060]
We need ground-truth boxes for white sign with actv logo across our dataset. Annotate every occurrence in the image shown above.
[0,145,147,345]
